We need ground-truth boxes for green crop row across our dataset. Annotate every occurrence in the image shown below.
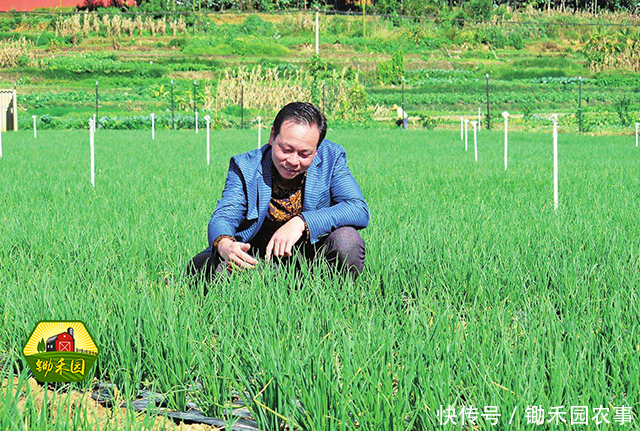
[0,129,637,430]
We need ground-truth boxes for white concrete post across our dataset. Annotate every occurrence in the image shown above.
[32,115,37,138]
[204,115,211,166]
[464,119,469,151]
[257,116,262,148]
[195,110,199,134]
[502,111,509,170]
[89,118,95,188]
[12,89,17,131]
[471,120,478,162]
[150,113,155,140]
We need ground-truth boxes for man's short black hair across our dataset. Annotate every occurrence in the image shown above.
[272,102,327,147]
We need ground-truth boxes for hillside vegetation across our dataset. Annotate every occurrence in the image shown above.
[0,8,638,132]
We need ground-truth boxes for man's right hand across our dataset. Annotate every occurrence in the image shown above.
[217,238,257,269]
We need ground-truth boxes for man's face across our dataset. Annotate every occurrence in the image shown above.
[269,120,319,180]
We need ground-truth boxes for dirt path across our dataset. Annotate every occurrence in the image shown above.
[2,377,220,431]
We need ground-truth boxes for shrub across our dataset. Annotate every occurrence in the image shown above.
[17,54,30,67]
[377,51,405,85]
[508,31,525,50]
[47,38,61,52]
[38,114,61,129]
[307,54,332,79]
[421,116,440,130]
[336,77,370,122]
[242,14,274,37]
[168,37,187,49]
[475,26,507,49]
[521,101,534,119]
[614,96,632,126]
[465,0,494,21]
[405,23,426,45]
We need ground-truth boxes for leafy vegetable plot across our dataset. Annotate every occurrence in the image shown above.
[0,129,637,430]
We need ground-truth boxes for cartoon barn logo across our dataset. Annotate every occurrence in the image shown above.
[23,321,99,383]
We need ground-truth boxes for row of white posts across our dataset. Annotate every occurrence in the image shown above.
[79,113,264,185]
[11,115,638,204]
[460,110,566,210]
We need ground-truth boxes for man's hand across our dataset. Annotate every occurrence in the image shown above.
[217,238,257,269]
[266,216,306,261]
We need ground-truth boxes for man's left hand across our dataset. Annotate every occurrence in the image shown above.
[266,216,306,260]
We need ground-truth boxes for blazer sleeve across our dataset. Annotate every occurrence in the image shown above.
[207,158,248,249]
[301,149,369,244]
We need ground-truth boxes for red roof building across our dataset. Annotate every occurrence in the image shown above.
[46,327,75,352]
[0,0,135,12]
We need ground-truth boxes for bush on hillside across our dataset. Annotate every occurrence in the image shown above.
[377,51,405,85]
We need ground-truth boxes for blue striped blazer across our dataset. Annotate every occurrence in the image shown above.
[207,139,369,249]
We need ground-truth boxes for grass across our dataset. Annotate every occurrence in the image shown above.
[0,129,638,430]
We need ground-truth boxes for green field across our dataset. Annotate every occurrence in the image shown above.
[0,129,638,430]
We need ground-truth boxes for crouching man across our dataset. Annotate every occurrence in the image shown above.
[187,102,369,280]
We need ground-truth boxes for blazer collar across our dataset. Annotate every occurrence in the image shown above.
[302,149,322,212]
[258,145,271,175]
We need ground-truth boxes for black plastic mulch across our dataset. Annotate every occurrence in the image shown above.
[90,383,260,431]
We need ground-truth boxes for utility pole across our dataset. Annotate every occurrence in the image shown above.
[241,80,245,128]
[95,81,99,120]
[171,79,175,130]
[13,82,17,131]
[401,76,405,116]
[193,80,197,120]
[193,80,198,133]
[578,76,583,134]
[485,73,491,131]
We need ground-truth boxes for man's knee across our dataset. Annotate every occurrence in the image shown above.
[324,227,366,275]
[186,249,225,281]
[187,250,210,277]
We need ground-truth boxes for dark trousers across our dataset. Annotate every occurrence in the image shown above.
[187,226,366,281]
[396,118,408,129]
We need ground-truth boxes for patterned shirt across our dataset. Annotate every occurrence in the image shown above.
[212,168,309,254]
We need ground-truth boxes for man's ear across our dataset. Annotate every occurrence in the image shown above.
[268,128,275,146]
